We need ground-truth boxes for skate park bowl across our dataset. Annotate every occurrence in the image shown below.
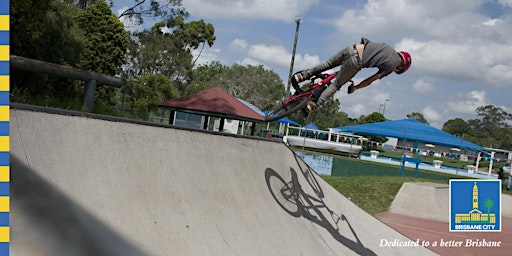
[10,104,438,256]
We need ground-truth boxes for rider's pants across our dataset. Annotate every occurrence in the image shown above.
[303,45,362,105]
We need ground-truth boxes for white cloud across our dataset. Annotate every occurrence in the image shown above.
[182,0,321,22]
[190,48,221,66]
[498,0,512,7]
[331,0,512,89]
[487,64,512,85]
[243,43,320,70]
[395,37,512,87]
[239,57,264,67]
[483,19,498,26]
[345,103,367,118]
[228,39,249,52]
[448,90,487,115]
[422,106,443,123]
[294,54,321,71]
[248,44,291,68]
[413,78,434,94]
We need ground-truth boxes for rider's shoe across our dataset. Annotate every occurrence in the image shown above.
[292,70,309,91]
[307,101,317,112]
[301,101,317,117]
[293,72,305,84]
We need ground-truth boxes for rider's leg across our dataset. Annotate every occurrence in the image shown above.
[316,46,362,105]
[298,45,352,81]
[293,47,350,96]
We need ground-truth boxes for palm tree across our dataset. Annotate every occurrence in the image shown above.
[484,198,494,223]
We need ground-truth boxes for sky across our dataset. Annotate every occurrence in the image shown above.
[113,0,512,128]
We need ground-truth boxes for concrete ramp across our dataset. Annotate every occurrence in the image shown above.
[10,106,438,256]
[390,182,512,223]
[389,182,449,222]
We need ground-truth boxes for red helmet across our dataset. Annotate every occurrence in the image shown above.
[395,51,412,74]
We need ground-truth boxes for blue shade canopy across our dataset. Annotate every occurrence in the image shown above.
[334,119,486,152]
[303,123,319,130]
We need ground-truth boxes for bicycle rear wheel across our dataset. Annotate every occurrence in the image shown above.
[265,97,308,121]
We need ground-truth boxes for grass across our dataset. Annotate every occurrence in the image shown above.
[311,151,512,216]
[321,175,444,215]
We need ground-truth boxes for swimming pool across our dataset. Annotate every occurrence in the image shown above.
[359,153,497,179]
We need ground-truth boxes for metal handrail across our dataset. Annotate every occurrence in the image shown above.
[10,55,123,112]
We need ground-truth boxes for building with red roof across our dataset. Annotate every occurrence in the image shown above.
[159,87,266,135]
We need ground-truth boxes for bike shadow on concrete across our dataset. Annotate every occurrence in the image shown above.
[11,155,148,256]
[264,159,377,256]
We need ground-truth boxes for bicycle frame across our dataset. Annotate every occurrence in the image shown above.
[284,72,339,105]
[265,71,352,121]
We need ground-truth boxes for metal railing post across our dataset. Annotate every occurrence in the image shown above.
[82,79,97,112]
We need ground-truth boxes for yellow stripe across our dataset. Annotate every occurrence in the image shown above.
[0,136,7,152]
[0,227,8,242]
[0,167,8,182]
[0,106,8,121]
[0,46,7,61]
[0,76,8,91]
[0,197,8,212]
[0,16,8,31]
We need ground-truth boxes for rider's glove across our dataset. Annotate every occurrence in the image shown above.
[347,84,356,94]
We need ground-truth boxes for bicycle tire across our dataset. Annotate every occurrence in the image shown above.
[265,97,309,121]
[265,168,301,217]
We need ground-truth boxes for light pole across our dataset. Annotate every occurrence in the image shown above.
[382,99,390,116]
[286,18,302,97]
[379,104,384,114]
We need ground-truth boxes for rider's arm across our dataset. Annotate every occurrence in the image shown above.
[354,73,380,91]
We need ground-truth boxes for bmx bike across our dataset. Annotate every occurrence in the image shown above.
[264,72,353,121]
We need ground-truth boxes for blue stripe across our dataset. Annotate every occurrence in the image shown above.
[0,1,8,15]
[0,31,7,45]
[0,62,7,75]
[0,153,7,166]
[0,122,7,136]
[0,92,7,105]
[0,183,7,196]
[0,213,8,226]
[0,243,8,255]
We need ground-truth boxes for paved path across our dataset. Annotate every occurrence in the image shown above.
[377,212,512,256]
[10,106,437,256]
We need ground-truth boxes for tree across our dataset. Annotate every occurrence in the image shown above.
[475,105,512,129]
[466,105,512,149]
[125,17,216,93]
[359,112,386,124]
[291,98,351,129]
[442,118,470,137]
[484,198,494,222]
[125,74,179,119]
[439,105,512,150]
[406,112,429,124]
[165,16,216,66]
[11,0,85,100]
[186,61,228,94]
[76,0,129,105]
[188,63,285,111]
[77,0,128,75]
[116,0,188,26]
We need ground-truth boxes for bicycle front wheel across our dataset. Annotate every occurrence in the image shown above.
[265,97,308,121]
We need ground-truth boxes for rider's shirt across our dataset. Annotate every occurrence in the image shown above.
[361,38,402,78]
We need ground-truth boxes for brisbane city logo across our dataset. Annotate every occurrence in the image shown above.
[450,180,501,232]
